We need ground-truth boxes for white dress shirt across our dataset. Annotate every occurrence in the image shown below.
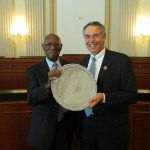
[88,48,105,81]
[46,57,61,69]
[88,48,106,102]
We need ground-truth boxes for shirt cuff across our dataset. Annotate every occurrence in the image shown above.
[101,93,105,103]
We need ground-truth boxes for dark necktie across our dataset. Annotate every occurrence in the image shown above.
[52,62,67,121]
[84,57,96,117]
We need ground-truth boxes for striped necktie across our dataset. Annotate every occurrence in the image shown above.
[84,56,96,117]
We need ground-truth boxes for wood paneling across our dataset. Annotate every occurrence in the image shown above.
[62,54,87,64]
[0,58,12,73]
[0,56,149,150]
[0,73,26,90]
[131,57,150,89]
[129,101,150,150]
[0,100,149,150]
[0,57,44,90]
[0,101,32,150]
[0,56,150,90]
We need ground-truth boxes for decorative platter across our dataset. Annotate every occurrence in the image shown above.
[51,64,97,111]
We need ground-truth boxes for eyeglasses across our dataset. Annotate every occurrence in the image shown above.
[42,42,62,50]
[83,33,101,39]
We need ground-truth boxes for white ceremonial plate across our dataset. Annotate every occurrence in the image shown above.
[51,64,97,111]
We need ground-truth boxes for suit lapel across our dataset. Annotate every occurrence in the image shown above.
[40,59,50,82]
[97,49,112,87]
[81,52,112,85]
[81,55,90,68]
[38,59,68,85]
[41,59,68,76]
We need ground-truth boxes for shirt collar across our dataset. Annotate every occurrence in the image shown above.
[45,57,61,69]
[90,47,106,60]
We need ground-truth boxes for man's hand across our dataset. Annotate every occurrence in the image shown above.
[48,68,61,81]
[88,93,104,108]
[46,68,61,90]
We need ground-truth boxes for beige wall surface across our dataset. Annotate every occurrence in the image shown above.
[56,0,105,55]
[0,0,150,57]
[110,0,150,57]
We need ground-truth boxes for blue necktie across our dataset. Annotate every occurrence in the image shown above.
[52,62,57,69]
[84,57,96,117]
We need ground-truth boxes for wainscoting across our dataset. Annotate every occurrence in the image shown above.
[0,56,150,150]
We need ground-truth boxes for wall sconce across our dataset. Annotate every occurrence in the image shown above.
[134,29,150,42]
[134,16,150,42]
[10,16,29,39]
[135,33,150,42]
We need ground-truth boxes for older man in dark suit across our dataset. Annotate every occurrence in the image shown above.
[26,33,77,150]
[80,21,138,150]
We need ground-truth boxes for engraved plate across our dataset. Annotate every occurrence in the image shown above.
[51,64,97,111]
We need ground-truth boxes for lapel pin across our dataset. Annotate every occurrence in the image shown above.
[103,66,108,70]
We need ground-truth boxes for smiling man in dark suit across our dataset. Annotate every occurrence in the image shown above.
[26,33,77,150]
[80,21,138,150]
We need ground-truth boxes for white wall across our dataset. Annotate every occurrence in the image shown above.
[2,0,149,57]
[56,0,105,55]
[10,0,105,56]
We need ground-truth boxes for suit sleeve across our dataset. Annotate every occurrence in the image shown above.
[26,67,50,106]
[105,56,138,106]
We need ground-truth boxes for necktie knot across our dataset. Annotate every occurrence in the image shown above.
[52,62,57,69]
[92,56,96,62]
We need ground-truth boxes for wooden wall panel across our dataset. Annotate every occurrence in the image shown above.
[0,101,149,150]
[0,73,26,90]
[0,58,12,73]
[129,102,150,150]
[131,57,150,89]
[0,56,149,150]
[135,74,150,89]
[0,56,150,90]
[0,57,44,90]
[62,54,87,64]
[0,101,32,150]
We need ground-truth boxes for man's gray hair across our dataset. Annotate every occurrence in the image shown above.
[83,21,106,37]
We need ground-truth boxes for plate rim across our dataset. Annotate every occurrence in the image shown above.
[51,63,97,111]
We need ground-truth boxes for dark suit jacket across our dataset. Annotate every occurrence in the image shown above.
[26,59,77,149]
[80,49,137,149]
